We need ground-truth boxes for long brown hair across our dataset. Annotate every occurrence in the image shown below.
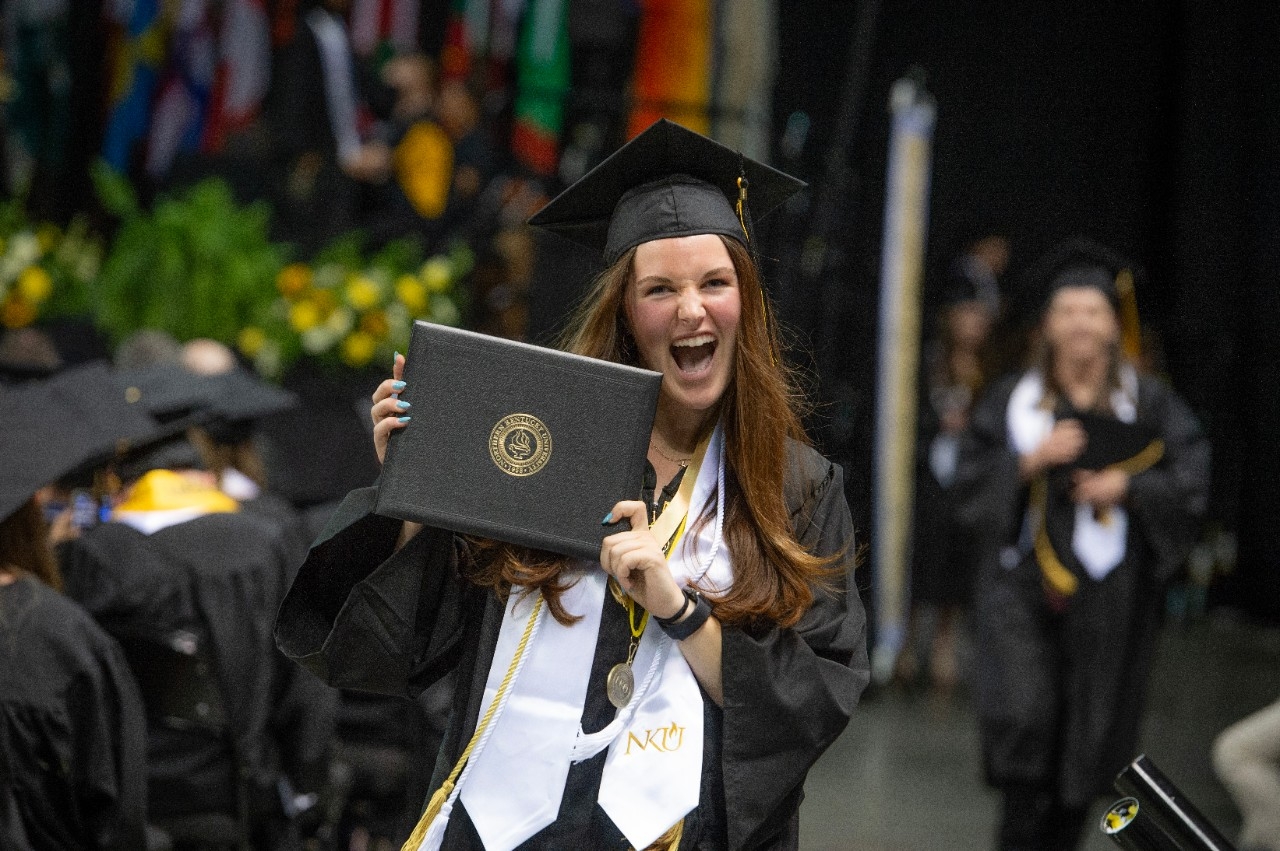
[0,499,63,591]
[465,237,838,628]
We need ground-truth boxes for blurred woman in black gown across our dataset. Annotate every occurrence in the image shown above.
[954,238,1210,851]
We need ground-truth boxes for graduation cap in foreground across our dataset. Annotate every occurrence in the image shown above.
[527,118,806,265]
[0,365,165,522]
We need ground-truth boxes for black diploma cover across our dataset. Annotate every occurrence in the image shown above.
[375,321,662,560]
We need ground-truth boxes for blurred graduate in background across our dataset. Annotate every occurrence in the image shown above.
[953,238,1211,850]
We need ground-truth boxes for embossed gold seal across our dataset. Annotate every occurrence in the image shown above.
[489,413,552,477]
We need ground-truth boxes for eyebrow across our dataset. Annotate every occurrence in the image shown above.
[634,267,737,287]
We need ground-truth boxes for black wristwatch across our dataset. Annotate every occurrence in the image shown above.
[655,588,712,641]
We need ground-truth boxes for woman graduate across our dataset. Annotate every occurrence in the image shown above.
[952,238,1210,851]
[275,119,870,851]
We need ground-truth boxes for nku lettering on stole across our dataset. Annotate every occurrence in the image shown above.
[625,723,686,755]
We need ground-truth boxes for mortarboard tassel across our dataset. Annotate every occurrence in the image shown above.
[1116,268,1142,362]
[735,174,750,243]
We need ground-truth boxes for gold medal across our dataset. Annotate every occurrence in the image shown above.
[607,662,635,708]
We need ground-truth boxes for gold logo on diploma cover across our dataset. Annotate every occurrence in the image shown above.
[489,414,552,476]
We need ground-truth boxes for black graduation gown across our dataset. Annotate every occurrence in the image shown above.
[275,441,870,850]
[910,354,978,605]
[953,372,1210,807]
[0,575,148,851]
[59,509,321,824]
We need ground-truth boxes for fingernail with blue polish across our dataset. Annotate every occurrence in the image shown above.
[398,416,412,423]
[396,400,411,410]
[601,512,613,525]
[392,380,406,391]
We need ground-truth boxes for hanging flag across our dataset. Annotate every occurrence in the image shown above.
[203,0,272,152]
[349,0,420,59]
[711,0,775,160]
[627,0,713,138]
[440,0,486,81]
[144,0,215,177]
[511,0,569,176]
[102,0,168,171]
[871,76,936,686]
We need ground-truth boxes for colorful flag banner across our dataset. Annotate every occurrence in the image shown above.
[511,0,569,175]
[627,0,713,138]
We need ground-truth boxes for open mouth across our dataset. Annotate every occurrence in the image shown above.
[671,334,717,375]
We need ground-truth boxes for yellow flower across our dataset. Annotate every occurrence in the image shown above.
[237,326,268,358]
[340,331,378,367]
[345,275,382,311]
[16,267,53,303]
[277,263,312,297]
[36,224,61,254]
[1,297,35,328]
[395,274,429,314]
[289,299,323,332]
[420,257,453,292]
[360,310,390,338]
[313,288,338,313]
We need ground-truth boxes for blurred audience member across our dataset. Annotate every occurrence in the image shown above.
[953,238,1210,851]
[0,325,62,384]
[896,240,1003,692]
[1214,696,1280,851]
[268,0,393,255]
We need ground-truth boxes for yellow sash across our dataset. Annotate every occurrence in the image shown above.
[113,469,239,515]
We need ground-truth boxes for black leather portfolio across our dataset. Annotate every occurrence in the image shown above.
[376,321,662,560]
[1070,411,1159,471]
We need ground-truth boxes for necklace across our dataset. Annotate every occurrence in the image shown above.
[606,577,649,708]
[649,439,691,467]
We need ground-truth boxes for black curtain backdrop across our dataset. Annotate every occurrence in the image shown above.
[763,0,1278,621]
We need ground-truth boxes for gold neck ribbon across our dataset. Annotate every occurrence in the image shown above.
[1033,437,1166,598]
[647,430,712,557]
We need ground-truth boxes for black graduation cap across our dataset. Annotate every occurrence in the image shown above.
[1026,236,1131,313]
[203,368,300,424]
[111,363,221,430]
[527,118,806,265]
[197,368,300,446]
[0,365,166,522]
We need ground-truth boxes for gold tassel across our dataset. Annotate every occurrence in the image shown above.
[1115,268,1142,362]
[401,780,455,851]
[735,176,750,242]
[634,818,684,851]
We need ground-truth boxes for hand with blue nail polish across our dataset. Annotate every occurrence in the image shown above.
[371,350,411,464]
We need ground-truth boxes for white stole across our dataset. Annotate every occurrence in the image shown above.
[422,424,731,851]
[1006,368,1138,581]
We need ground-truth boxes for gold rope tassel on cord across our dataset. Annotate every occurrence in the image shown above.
[636,818,684,851]
[1032,438,1166,599]
[400,594,546,851]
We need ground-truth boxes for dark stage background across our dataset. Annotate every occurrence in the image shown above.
[734,0,1279,623]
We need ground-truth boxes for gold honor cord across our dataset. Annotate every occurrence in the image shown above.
[1033,438,1166,598]
[401,594,546,851]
